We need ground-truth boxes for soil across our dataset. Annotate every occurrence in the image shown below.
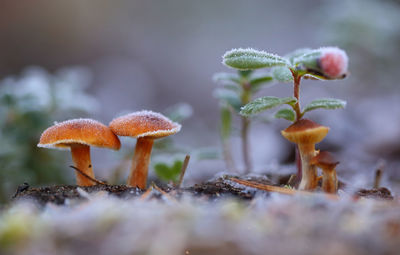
[356,187,394,200]
[12,183,143,205]
[13,174,394,205]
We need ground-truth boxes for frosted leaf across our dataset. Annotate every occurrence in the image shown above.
[272,66,293,82]
[303,98,347,113]
[293,47,349,79]
[249,74,274,93]
[213,88,242,112]
[0,67,51,111]
[212,72,240,85]
[240,97,297,117]
[274,108,296,122]
[0,66,99,114]
[223,48,288,70]
[285,48,313,64]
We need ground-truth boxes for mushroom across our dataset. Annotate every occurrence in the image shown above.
[38,119,121,186]
[109,110,181,189]
[310,151,339,194]
[281,119,329,191]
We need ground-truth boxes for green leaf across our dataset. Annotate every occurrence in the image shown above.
[250,74,273,86]
[293,49,321,69]
[272,66,293,82]
[223,48,288,70]
[212,72,240,85]
[303,98,346,113]
[238,70,253,78]
[303,73,329,81]
[240,96,297,117]
[274,108,295,122]
[250,74,274,93]
[220,106,232,140]
[213,88,242,112]
[285,48,313,64]
[154,160,183,182]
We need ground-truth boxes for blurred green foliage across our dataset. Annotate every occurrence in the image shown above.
[154,160,183,183]
[0,67,98,202]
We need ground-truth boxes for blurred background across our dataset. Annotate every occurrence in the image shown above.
[1,0,400,201]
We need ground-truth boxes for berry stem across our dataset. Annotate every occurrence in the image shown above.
[291,70,302,121]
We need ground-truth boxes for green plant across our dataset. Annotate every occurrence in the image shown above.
[222,47,348,190]
[0,67,98,201]
[154,159,183,183]
[213,68,274,173]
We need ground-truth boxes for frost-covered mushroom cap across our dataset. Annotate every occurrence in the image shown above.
[38,119,121,150]
[281,119,329,144]
[109,110,181,139]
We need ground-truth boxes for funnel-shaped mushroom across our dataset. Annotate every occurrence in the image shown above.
[109,110,181,189]
[310,151,339,194]
[38,119,121,186]
[281,119,329,191]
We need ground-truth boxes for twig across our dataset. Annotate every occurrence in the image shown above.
[230,177,299,195]
[139,186,153,200]
[176,154,190,189]
[230,177,339,200]
[69,166,107,185]
[153,183,177,202]
[373,161,385,189]
[287,174,297,186]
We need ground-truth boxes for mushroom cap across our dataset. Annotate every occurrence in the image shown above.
[109,110,181,139]
[310,151,339,169]
[38,118,121,150]
[281,119,329,144]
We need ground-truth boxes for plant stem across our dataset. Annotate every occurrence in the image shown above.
[291,71,302,121]
[222,138,237,172]
[290,70,304,184]
[220,106,237,172]
[241,81,252,174]
[241,116,251,173]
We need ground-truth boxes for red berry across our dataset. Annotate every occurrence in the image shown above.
[319,47,348,78]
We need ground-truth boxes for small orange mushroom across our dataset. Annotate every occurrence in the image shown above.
[310,151,339,194]
[109,110,181,189]
[281,119,329,191]
[38,119,121,186]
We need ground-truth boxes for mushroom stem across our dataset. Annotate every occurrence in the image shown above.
[70,144,95,186]
[297,143,318,190]
[128,137,154,189]
[321,168,338,194]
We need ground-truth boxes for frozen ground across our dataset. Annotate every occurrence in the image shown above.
[1,186,399,255]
